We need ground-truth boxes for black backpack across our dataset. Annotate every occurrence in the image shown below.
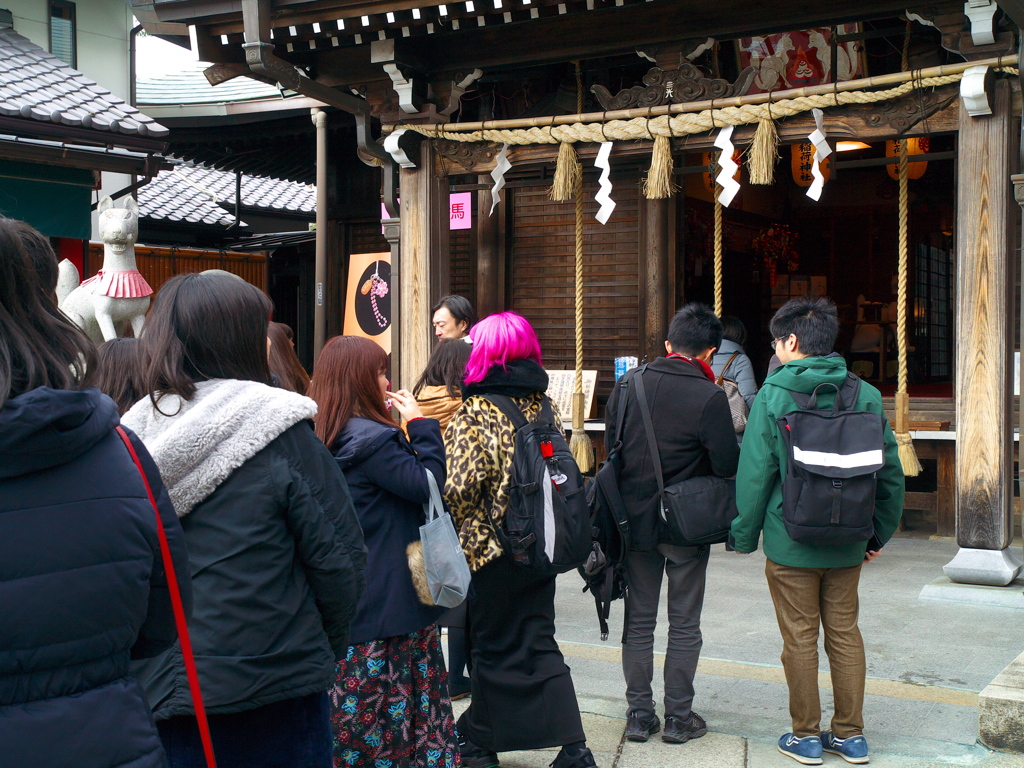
[481,395,592,576]
[776,374,886,546]
[581,370,634,641]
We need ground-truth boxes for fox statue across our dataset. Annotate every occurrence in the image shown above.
[57,195,152,344]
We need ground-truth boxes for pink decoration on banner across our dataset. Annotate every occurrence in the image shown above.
[381,193,473,231]
[81,269,154,299]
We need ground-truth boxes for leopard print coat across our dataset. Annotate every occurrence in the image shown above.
[443,393,562,572]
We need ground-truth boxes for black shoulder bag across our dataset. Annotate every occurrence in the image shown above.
[633,367,739,547]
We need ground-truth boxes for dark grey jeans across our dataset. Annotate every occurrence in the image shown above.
[622,543,710,721]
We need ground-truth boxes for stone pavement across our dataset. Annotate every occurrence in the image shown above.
[448,535,1024,767]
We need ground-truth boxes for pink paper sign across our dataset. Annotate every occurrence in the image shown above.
[381,193,473,231]
[448,192,471,230]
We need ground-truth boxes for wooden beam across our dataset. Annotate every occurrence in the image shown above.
[149,0,928,67]
[954,79,1014,551]
[999,0,1024,28]
[433,88,963,175]
[398,140,448,388]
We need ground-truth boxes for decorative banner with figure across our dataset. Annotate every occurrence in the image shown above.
[739,25,864,95]
[343,251,392,355]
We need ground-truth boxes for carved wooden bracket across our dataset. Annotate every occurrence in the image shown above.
[435,139,502,171]
[591,63,756,110]
[862,87,960,134]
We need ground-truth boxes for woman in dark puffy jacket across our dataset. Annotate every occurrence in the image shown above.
[308,335,460,768]
[0,217,190,768]
[123,273,367,768]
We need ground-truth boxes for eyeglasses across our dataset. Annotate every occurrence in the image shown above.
[770,336,788,352]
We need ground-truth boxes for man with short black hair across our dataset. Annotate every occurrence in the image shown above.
[731,296,904,766]
[605,303,739,746]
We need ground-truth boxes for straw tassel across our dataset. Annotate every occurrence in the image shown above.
[747,117,780,185]
[643,134,677,199]
[549,141,581,202]
[570,391,594,473]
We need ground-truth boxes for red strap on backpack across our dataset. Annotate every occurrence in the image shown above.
[116,426,218,768]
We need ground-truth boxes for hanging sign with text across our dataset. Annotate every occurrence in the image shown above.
[544,370,598,421]
[381,192,473,231]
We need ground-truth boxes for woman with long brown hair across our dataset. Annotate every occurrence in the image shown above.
[412,337,472,433]
[268,321,311,395]
[95,337,146,415]
[308,336,460,768]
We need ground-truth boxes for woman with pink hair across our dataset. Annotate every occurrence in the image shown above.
[444,312,596,768]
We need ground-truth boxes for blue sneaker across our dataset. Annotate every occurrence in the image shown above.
[777,733,823,765]
[822,731,870,764]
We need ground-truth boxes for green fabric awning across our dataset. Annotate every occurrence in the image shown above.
[0,162,94,239]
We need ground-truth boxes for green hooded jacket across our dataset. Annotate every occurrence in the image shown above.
[730,355,905,568]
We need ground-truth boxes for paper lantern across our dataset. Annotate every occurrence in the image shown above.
[886,137,929,181]
[790,142,830,187]
[702,150,742,193]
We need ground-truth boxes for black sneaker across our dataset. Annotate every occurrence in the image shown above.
[460,740,499,768]
[549,746,598,768]
[624,711,662,742]
[662,712,707,744]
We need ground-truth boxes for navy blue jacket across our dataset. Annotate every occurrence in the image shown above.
[333,417,446,645]
[0,387,190,768]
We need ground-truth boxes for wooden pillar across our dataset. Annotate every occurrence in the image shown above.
[476,176,505,318]
[944,79,1022,586]
[639,192,675,361]
[399,140,449,389]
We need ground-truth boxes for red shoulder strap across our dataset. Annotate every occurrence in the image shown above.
[116,427,217,768]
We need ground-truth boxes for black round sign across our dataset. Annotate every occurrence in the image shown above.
[354,260,391,337]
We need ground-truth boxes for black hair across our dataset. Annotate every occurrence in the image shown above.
[769,296,839,357]
[432,295,478,331]
[414,337,473,398]
[141,272,273,409]
[667,303,723,356]
[0,218,97,410]
[720,316,747,347]
[96,338,145,415]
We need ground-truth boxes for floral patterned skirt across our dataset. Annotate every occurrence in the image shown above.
[330,626,461,768]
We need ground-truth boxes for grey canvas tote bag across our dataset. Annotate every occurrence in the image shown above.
[418,469,471,608]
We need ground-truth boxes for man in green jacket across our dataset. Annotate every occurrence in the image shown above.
[730,297,905,766]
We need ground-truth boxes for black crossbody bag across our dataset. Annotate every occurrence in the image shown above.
[633,366,739,547]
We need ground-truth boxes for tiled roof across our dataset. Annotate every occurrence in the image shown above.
[137,63,282,105]
[0,29,168,139]
[138,164,316,226]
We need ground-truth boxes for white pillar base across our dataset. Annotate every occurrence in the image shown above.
[943,547,1024,586]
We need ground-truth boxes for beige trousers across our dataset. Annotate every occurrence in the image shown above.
[765,558,866,739]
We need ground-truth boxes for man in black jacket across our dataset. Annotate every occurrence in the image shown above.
[605,303,740,745]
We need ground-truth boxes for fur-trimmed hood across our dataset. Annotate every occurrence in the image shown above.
[122,379,317,516]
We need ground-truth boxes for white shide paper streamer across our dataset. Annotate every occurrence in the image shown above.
[713,125,740,208]
[806,108,832,202]
[594,141,616,225]
[489,143,511,215]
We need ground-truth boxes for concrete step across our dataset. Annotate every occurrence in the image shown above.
[981,651,1024,754]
